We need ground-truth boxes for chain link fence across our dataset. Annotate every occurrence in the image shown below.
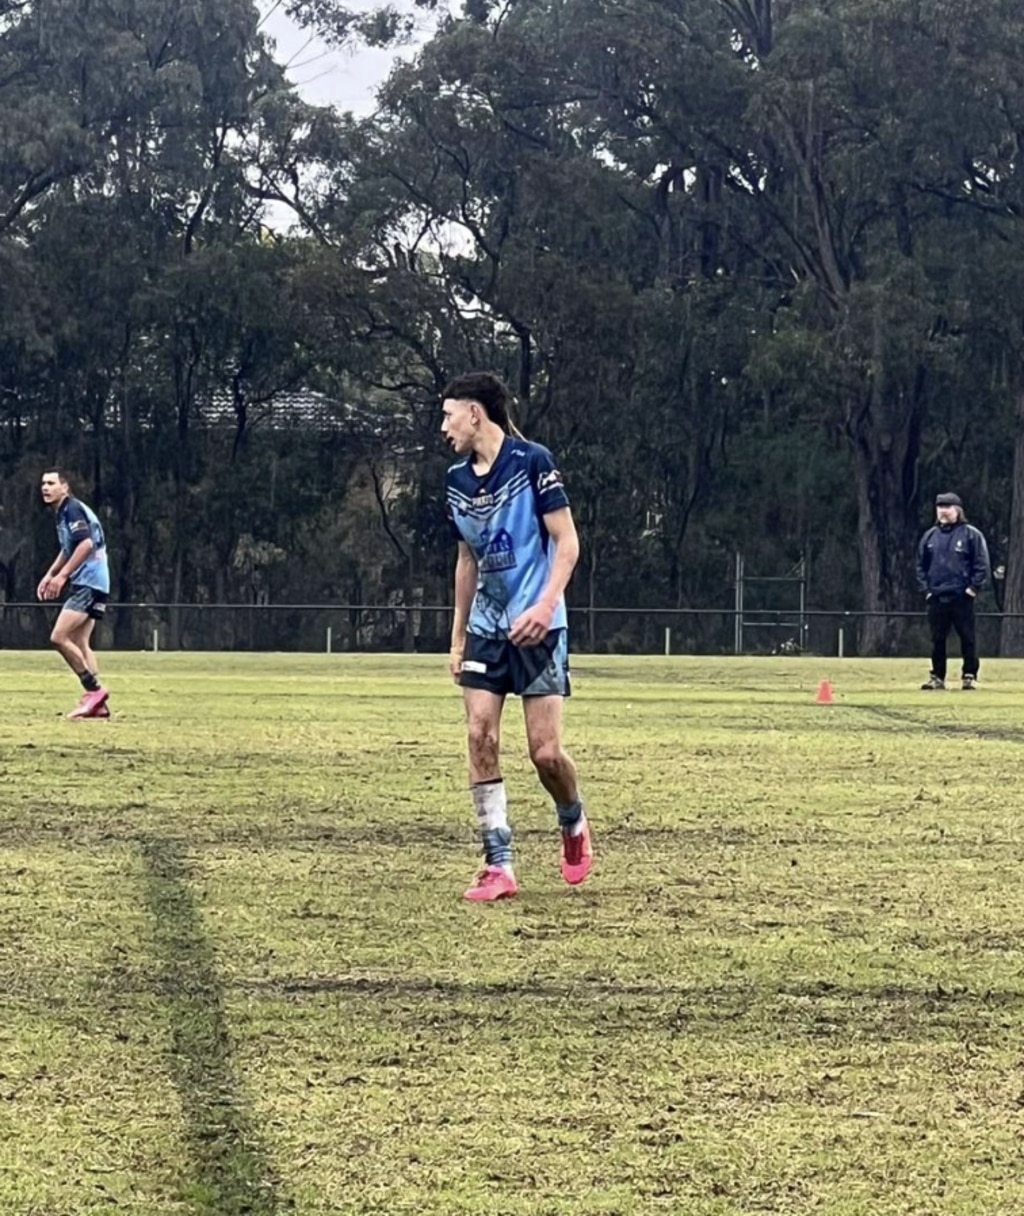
[0,601,1012,657]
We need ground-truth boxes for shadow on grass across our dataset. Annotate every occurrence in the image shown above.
[850,704,1024,743]
[0,820,843,851]
[235,971,1024,1008]
[229,972,1024,1046]
[139,836,288,1216]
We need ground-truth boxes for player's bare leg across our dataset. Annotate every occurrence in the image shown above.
[524,695,592,885]
[52,610,108,718]
[71,618,109,716]
[462,688,517,901]
[51,608,92,676]
[465,687,503,783]
[74,617,99,677]
[523,694,577,801]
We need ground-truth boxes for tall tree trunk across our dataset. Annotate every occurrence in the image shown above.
[1000,388,1024,656]
[169,547,184,650]
[587,540,598,654]
[111,404,138,648]
[848,389,923,655]
[403,553,416,653]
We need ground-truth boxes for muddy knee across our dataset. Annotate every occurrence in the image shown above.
[467,724,500,774]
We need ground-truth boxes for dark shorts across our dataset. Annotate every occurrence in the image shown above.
[459,629,571,698]
[62,585,108,621]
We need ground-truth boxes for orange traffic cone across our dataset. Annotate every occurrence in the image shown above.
[815,678,834,704]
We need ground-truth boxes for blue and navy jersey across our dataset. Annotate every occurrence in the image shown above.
[57,497,110,593]
[446,438,571,640]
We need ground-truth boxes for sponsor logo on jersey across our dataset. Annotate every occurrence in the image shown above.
[479,528,517,573]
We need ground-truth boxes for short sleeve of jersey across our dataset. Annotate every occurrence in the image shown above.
[530,445,570,513]
[445,471,464,543]
[64,501,93,544]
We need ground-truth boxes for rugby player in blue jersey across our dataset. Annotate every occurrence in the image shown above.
[442,373,592,901]
[38,470,112,719]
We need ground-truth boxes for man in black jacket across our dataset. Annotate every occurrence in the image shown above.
[916,492,991,690]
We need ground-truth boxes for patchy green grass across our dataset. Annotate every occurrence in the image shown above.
[3,651,1024,1215]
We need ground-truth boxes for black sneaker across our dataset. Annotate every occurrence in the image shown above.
[921,674,945,690]
[962,674,977,691]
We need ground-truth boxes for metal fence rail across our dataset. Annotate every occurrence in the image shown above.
[0,601,1015,657]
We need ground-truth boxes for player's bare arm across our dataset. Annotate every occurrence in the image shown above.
[45,537,95,600]
[450,541,478,681]
[509,507,580,647]
[37,551,64,600]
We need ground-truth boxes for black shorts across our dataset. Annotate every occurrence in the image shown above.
[62,585,108,621]
[459,630,570,698]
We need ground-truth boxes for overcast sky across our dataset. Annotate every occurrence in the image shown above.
[257,1,425,115]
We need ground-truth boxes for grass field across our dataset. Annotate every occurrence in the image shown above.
[3,651,1024,1215]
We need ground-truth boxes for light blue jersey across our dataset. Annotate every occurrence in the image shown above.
[446,437,571,640]
[57,497,110,593]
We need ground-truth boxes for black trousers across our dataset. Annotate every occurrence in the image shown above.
[927,593,978,680]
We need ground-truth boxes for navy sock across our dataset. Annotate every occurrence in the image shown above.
[557,799,584,831]
[483,827,513,869]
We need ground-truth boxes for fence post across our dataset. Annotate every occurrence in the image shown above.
[664,627,671,656]
[838,627,844,659]
[152,628,159,654]
[326,625,333,655]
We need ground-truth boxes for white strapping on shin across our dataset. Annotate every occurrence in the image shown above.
[471,779,508,832]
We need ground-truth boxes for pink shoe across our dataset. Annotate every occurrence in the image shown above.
[463,866,518,902]
[560,820,593,886]
[68,688,109,720]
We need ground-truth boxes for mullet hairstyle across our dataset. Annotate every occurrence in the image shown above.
[442,372,524,438]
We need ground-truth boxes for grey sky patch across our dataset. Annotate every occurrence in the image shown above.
[257,1,426,115]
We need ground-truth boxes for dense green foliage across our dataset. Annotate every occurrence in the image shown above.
[3,1,1024,651]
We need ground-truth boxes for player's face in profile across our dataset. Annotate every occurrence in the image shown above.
[40,473,66,505]
[441,397,477,455]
